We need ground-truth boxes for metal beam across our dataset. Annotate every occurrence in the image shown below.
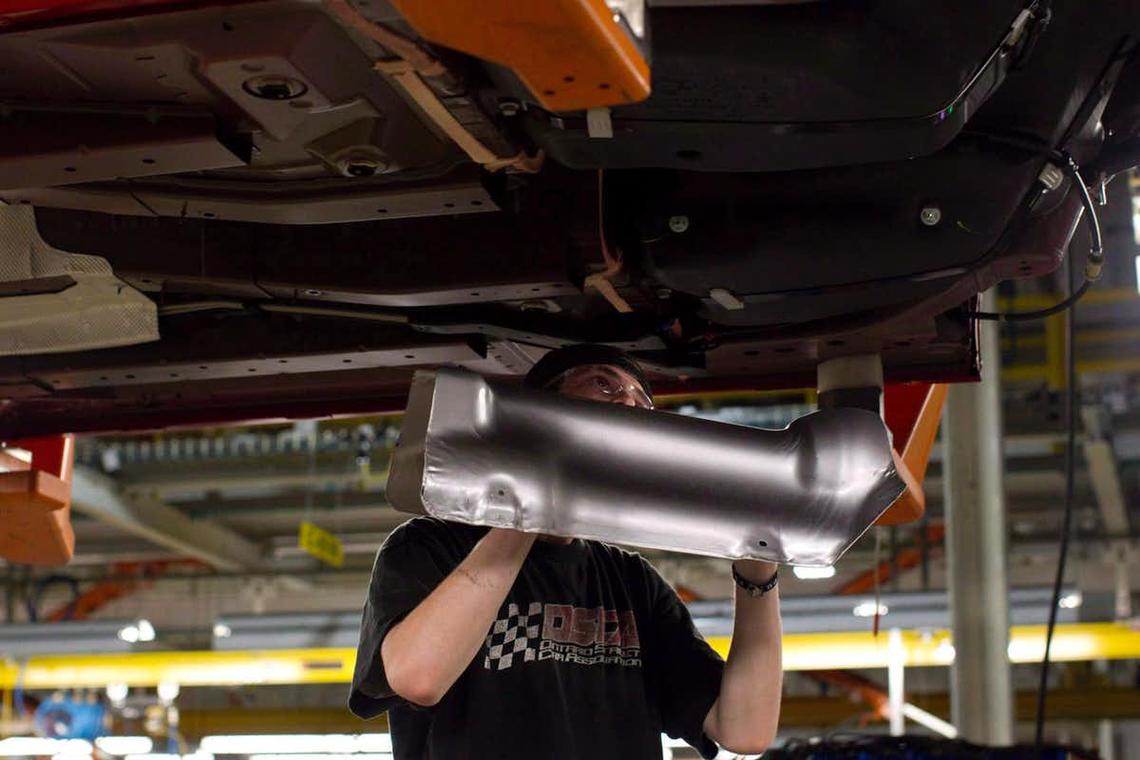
[941,289,1014,744]
[1081,406,1132,536]
[3,623,1137,689]
[173,687,1140,737]
[70,467,266,572]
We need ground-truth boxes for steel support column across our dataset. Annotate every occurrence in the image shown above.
[941,290,1013,744]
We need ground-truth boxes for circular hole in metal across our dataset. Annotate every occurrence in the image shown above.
[470,291,481,296]
[758,540,768,547]
[376,208,388,214]
[563,75,575,83]
[278,359,288,364]
[343,358,352,363]
[99,376,108,381]
[247,368,256,372]
[198,365,207,370]
[242,74,307,100]
[543,89,556,96]
[404,354,415,359]
[64,166,77,173]
[141,158,156,165]
[202,212,216,218]
[125,374,136,379]
[169,373,179,378]
[443,202,455,208]
[471,200,483,206]
[598,83,611,90]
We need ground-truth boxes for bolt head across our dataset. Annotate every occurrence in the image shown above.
[920,206,942,226]
[668,215,690,233]
[498,98,522,116]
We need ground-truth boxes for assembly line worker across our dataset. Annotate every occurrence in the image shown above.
[349,344,783,759]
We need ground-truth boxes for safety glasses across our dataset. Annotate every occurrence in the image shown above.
[553,364,654,409]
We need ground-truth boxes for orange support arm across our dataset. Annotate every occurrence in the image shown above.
[388,0,651,112]
[875,383,948,526]
[0,435,76,565]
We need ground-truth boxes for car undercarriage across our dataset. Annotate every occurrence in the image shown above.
[1,0,1139,436]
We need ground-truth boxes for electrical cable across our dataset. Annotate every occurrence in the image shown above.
[969,152,1103,322]
[1033,250,1079,749]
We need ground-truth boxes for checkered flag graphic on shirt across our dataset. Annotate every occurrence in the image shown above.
[483,601,543,671]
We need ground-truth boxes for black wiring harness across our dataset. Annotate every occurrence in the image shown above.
[967,152,1104,322]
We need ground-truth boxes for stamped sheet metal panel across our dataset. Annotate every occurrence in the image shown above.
[388,369,904,565]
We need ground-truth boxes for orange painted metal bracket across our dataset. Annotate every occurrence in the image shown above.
[388,0,651,112]
[875,383,948,526]
[0,435,76,565]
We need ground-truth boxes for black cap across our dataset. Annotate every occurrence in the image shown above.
[524,344,652,397]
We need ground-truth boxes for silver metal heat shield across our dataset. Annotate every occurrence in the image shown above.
[388,369,905,565]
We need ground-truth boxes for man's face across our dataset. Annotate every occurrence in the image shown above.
[554,363,654,409]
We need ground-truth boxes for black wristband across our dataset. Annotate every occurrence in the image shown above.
[732,565,779,597]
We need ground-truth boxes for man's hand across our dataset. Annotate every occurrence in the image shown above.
[702,559,783,755]
[734,559,778,584]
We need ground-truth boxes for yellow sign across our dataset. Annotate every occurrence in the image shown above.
[298,521,344,567]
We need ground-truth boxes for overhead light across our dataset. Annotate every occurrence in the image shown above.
[793,566,836,580]
[1135,255,1140,294]
[200,735,393,755]
[0,738,93,757]
[1059,592,1083,609]
[157,681,180,703]
[118,619,156,644]
[106,683,129,703]
[853,601,888,618]
[212,623,232,639]
[95,737,154,755]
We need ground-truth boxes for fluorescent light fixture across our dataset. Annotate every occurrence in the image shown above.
[118,619,156,644]
[0,738,93,756]
[793,566,836,580]
[212,623,232,639]
[96,737,154,755]
[902,703,958,739]
[852,600,888,618]
[1059,592,1083,609]
[201,735,393,755]
[1135,255,1140,294]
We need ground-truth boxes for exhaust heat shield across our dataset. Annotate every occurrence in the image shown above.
[388,369,904,565]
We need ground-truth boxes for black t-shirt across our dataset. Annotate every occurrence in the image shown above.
[349,517,725,760]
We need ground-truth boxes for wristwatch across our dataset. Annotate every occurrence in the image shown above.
[732,565,779,597]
